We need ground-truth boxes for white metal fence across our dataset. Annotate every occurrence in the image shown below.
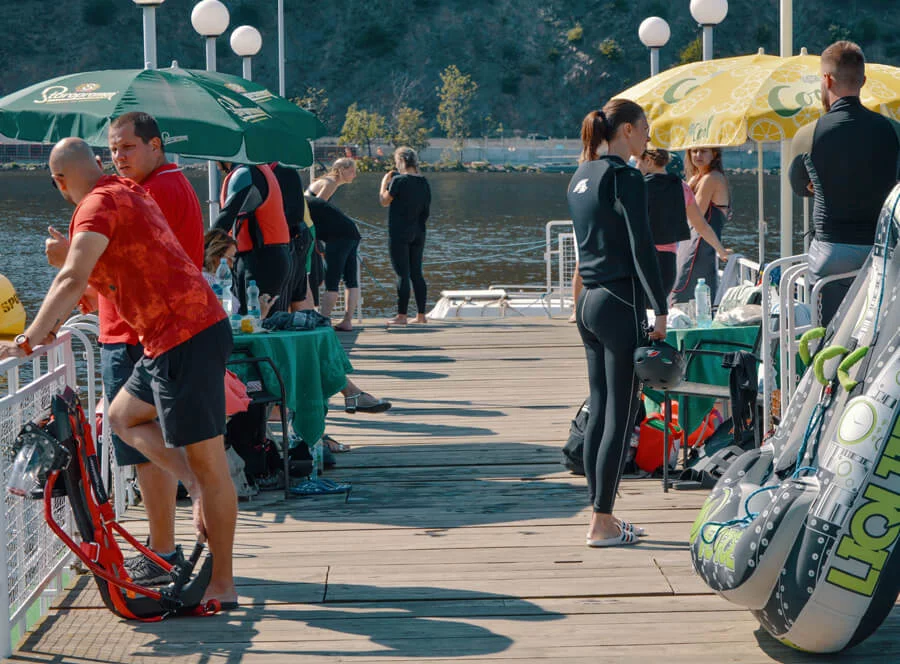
[545,220,576,314]
[0,319,102,657]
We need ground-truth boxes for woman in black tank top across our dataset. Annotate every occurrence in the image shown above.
[671,147,731,305]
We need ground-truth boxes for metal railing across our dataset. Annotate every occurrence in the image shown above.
[1,334,75,657]
[0,317,103,657]
[545,220,576,314]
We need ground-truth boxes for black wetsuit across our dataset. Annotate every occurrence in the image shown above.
[789,96,900,324]
[645,172,690,295]
[567,156,668,514]
[305,196,361,292]
[387,173,431,316]
[214,166,291,314]
[272,164,314,303]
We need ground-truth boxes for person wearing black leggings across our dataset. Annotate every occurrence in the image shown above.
[567,102,668,547]
[380,146,431,326]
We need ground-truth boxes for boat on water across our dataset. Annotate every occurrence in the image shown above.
[532,155,579,173]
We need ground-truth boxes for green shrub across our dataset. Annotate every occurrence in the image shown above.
[679,36,703,65]
[598,38,623,60]
[828,24,852,43]
[83,0,116,27]
[567,23,584,43]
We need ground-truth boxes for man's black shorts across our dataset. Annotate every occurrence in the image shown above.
[124,318,233,448]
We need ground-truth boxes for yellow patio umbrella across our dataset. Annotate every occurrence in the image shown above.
[618,50,900,264]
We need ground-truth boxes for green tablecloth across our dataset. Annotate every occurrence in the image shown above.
[643,324,760,432]
[231,327,353,444]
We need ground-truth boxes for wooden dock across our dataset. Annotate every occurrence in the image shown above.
[8,319,899,663]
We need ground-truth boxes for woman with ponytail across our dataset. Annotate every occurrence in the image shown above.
[567,101,668,547]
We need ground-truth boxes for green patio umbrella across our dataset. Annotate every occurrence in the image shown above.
[0,64,327,166]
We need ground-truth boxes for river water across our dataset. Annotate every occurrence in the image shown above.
[0,170,807,319]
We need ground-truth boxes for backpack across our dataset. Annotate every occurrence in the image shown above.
[561,400,589,475]
[225,403,282,479]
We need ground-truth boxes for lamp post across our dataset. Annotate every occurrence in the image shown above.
[779,0,794,258]
[690,0,728,61]
[191,0,230,222]
[230,26,262,81]
[638,17,670,76]
[133,0,165,69]
[277,0,285,97]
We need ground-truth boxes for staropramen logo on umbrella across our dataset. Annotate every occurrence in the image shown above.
[34,83,119,104]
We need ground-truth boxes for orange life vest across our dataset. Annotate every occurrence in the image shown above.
[220,164,290,252]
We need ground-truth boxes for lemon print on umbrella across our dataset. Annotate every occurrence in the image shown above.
[749,118,786,143]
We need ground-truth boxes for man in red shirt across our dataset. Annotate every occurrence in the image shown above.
[2,137,237,608]
[45,112,206,586]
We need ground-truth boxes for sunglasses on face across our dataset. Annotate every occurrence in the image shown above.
[50,174,63,190]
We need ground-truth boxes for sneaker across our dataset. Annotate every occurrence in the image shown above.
[344,391,392,414]
[124,545,184,586]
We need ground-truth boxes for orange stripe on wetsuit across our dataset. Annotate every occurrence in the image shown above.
[220,164,290,252]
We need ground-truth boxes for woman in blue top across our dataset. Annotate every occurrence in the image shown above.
[379,146,432,326]
[567,101,668,547]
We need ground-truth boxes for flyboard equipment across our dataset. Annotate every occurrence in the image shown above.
[689,183,900,653]
[6,388,220,620]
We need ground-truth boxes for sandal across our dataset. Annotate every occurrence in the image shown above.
[322,434,350,453]
[586,527,639,548]
[344,391,392,414]
[618,520,646,537]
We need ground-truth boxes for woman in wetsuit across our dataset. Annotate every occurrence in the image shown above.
[303,195,362,331]
[670,147,730,305]
[637,148,732,296]
[567,102,668,547]
[379,147,431,326]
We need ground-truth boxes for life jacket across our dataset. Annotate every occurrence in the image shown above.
[220,164,290,252]
[644,172,690,244]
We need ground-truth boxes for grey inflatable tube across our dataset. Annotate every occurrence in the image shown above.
[689,183,900,653]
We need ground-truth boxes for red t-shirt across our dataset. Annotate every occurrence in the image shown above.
[98,164,205,345]
[71,175,224,358]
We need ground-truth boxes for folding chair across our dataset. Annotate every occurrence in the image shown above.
[661,337,761,492]
[226,349,292,499]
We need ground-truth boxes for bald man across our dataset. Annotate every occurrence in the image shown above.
[0,138,238,609]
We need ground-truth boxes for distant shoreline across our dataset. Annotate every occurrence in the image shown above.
[0,162,781,176]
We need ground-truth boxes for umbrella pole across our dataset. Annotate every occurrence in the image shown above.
[758,142,765,266]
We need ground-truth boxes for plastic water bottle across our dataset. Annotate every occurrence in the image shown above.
[695,278,712,328]
[246,280,261,324]
[311,441,324,481]
[215,259,233,316]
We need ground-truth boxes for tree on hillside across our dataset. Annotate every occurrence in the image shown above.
[339,103,388,158]
[292,87,330,130]
[437,65,478,162]
[392,106,430,152]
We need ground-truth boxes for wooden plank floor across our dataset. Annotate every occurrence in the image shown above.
[8,318,899,663]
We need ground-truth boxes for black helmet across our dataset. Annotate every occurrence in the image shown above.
[633,341,685,389]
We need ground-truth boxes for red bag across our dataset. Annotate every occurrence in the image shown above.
[635,413,684,473]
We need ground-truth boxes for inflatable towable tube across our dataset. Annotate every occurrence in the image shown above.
[689,183,900,653]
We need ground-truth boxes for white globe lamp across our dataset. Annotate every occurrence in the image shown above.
[639,17,670,76]
[191,0,230,37]
[690,0,729,60]
[231,26,263,80]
